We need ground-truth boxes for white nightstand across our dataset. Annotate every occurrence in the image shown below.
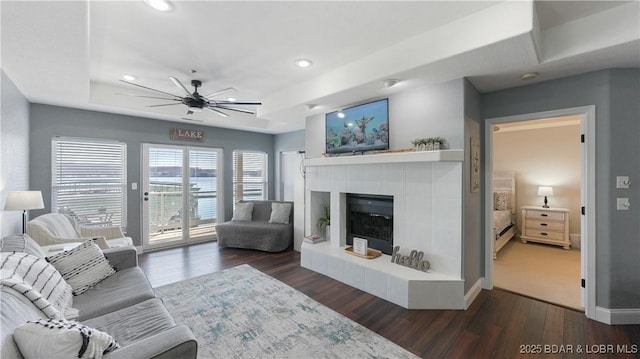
[520,206,570,249]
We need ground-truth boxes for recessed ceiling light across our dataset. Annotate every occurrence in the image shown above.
[144,0,174,12]
[520,72,539,81]
[227,97,237,102]
[122,74,137,81]
[294,59,313,68]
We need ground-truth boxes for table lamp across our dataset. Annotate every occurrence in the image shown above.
[537,186,554,208]
[4,191,45,233]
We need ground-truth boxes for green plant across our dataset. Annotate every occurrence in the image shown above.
[316,202,330,229]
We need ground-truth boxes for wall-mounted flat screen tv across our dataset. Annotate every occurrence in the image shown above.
[325,98,389,154]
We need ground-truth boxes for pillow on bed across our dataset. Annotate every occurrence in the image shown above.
[494,191,511,211]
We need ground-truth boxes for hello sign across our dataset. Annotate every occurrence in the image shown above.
[390,246,431,272]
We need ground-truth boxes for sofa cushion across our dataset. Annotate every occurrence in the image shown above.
[268,202,292,224]
[83,298,176,347]
[0,234,46,258]
[13,318,120,359]
[216,221,292,252]
[231,202,254,221]
[47,239,116,295]
[73,267,155,321]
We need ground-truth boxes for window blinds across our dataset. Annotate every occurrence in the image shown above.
[52,138,127,228]
[232,151,267,204]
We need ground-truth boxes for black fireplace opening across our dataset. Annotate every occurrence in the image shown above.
[346,193,394,255]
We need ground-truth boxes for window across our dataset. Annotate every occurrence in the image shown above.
[52,138,127,229]
[232,151,267,204]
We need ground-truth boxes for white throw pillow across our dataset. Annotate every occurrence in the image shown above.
[47,239,116,295]
[232,202,254,221]
[268,202,292,224]
[14,318,120,359]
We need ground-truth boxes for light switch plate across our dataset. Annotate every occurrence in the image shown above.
[617,198,630,210]
[616,176,630,188]
[131,182,138,190]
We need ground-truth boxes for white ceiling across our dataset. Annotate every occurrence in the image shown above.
[2,1,638,134]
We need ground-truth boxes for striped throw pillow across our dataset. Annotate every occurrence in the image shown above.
[47,239,116,296]
[1,252,75,319]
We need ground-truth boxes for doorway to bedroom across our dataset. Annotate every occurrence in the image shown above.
[484,106,595,317]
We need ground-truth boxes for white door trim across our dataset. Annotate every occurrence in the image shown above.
[482,105,596,321]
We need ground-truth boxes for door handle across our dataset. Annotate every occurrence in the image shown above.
[143,197,148,201]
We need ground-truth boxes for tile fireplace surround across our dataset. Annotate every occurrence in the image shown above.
[301,150,467,309]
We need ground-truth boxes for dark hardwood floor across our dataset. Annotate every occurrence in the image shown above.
[139,241,640,358]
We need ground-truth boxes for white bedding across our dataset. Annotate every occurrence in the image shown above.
[493,210,512,237]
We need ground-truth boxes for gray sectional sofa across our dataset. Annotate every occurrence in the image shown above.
[216,200,293,252]
[1,245,197,359]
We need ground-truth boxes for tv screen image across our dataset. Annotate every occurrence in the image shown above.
[325,98,389,154]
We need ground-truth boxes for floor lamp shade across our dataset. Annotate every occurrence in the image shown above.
[4,191,45,233]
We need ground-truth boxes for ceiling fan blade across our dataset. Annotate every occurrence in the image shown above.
[216,101,262,106]
[147,103,182,108]
[205,107,229,118]
[119,80,182,99]
[116,93,180,101]
[214,105,256,115]
[204,87,236,99]
[169,76,195,99]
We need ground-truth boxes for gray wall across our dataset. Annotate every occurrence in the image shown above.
[305,79,465,157]
[463,79,482,293]
[482,69,640,309]
[1,70,30,236]
[29,104,275,246]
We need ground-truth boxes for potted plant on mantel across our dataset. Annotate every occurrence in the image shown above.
[412,137,447,151]
[316,202,331,241]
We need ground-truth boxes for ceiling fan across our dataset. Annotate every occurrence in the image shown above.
[119,76,261,118]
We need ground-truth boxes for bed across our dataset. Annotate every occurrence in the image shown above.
[493,171,518,259]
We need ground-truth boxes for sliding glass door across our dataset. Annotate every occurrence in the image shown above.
[142,144,222,249]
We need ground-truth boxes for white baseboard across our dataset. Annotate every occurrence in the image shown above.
[464,278,483,309]
[595,306,640,325]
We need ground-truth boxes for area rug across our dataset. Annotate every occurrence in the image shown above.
[155,264,418,359]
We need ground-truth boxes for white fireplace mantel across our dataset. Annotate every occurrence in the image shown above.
[301,149,467,310]
[305,149,464,167]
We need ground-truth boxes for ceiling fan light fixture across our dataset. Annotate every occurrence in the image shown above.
[383,79,399,88]
[144,0,174,12]
[294,59,313,68]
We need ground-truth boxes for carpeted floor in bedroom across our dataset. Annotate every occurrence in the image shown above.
[493,238,582,310]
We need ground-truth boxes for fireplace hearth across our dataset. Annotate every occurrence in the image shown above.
[346,193,394,254]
